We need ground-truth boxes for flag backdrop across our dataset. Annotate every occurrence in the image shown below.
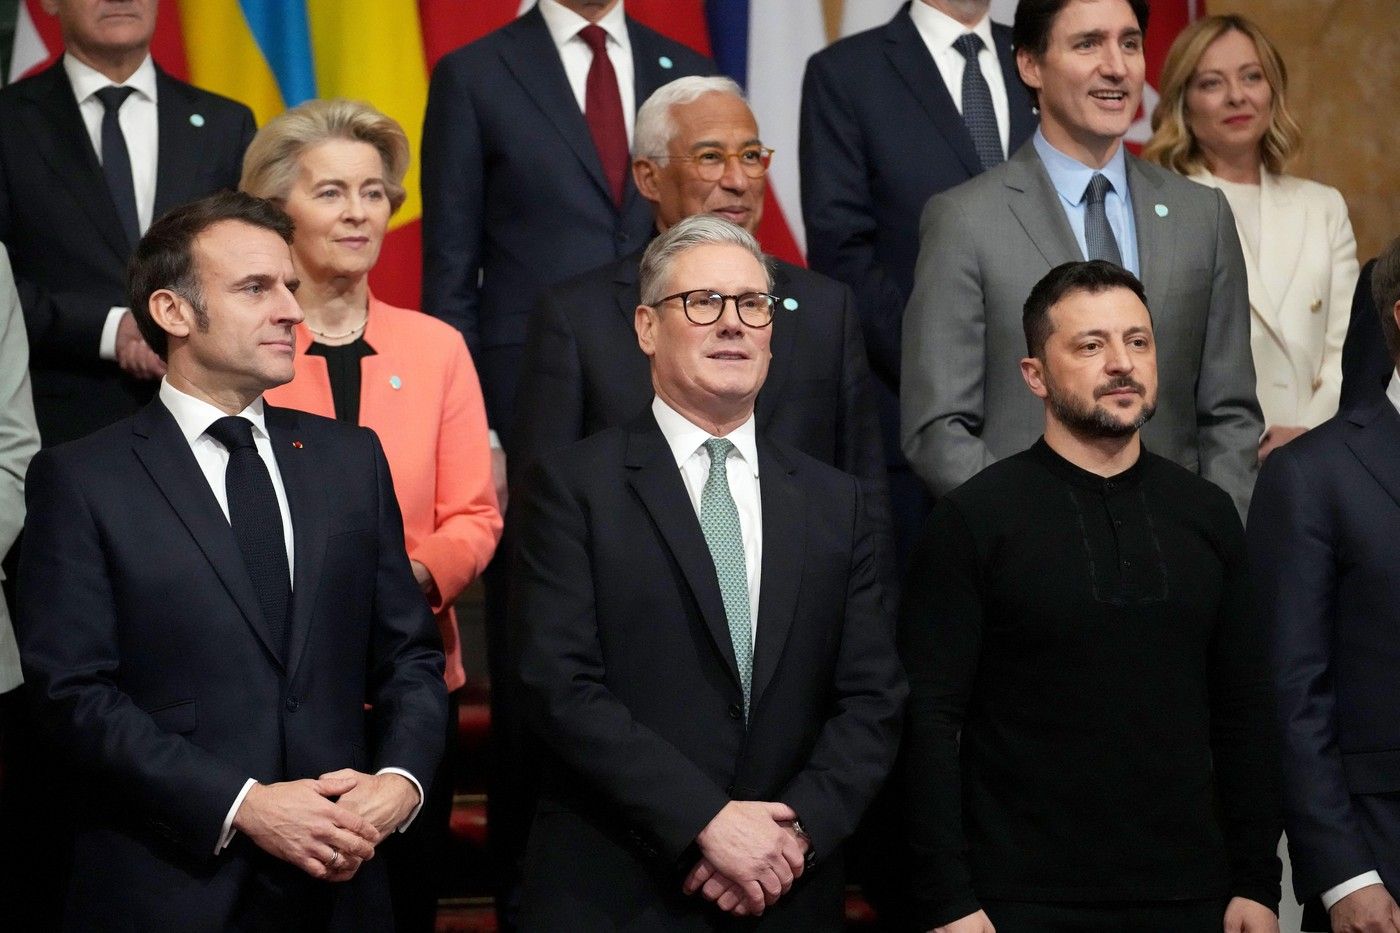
[7,0,1197,306]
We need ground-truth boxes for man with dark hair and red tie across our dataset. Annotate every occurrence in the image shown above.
[420,7,712,925]
[15,191,447,932]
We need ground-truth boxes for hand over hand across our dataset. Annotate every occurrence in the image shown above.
[1258,425,1307,463]
[115,311,166,380]
[1330,884,1400,933]
[1223,896,1277,933]
[409,559,436,597]
[692,801,806,915]
[932,909,996,933]
[232,775,377,881]
[318,769,420,844]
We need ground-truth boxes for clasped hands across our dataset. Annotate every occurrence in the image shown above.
[683,800,809,917]
[231,769,418,883]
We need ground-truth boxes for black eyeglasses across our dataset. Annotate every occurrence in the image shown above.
[652,289,778,327]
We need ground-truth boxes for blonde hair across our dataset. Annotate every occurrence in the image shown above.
[240,98,409,213]
[1142,15,1302,177]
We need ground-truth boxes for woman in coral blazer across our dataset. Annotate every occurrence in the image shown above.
[244,99,501,931]
[1146,14,1359,462]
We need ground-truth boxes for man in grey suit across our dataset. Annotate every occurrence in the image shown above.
[0,246,38,699]
[901,0,1262,518]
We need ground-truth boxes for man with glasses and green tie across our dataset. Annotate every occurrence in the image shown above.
[511,214,906,931]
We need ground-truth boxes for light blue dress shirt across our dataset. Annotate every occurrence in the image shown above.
[1032,129,1140,277]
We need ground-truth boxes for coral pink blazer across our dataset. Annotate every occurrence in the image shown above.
[266,297,501,690]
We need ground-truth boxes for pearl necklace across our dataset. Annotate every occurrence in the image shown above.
[305,312,368,341]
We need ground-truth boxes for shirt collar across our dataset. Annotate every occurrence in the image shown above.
[159,378,270,446]
[908,1,995,56]
[538,0,628,50]
[651,395,760,478]
[64,51,157,105]
[1386,369,1400,418]
[1032,126,1130,210]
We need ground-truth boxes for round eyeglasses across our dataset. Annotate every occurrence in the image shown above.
[652,289,779,327]
[651,147,774,182]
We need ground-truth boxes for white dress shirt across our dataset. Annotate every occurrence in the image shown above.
[65,52,160,362]
[538,0,636,145]
[158,380,423,852]
[1310,368,1400,909]
[908,1,1011,158]
[652,396,762,639]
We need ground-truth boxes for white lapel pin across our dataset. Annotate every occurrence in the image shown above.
[389,375,402,390]
[782,297,799,311]
[1154,203,1168,217]
[659,55,674,69]
[189,113,205,127]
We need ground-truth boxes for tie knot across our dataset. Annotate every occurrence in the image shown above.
[1085,172,1114,206]
[206,416,257,452]
[578,23,609,54]
[953,32,985,61]
[703,437,735,477]
[94,85,137,113]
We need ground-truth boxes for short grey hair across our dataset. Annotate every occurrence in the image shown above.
[638,214,772,306]
[633,75,747,160]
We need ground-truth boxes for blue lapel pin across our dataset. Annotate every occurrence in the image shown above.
[189,113,205,127]
[782,297,799,311]
[389,375,402,390]
[659,55,674,70]
[1154,203,1168,217]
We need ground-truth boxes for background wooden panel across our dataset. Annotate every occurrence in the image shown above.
[1208,0,1400,261]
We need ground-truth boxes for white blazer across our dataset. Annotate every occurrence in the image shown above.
[1192,170,1359,429]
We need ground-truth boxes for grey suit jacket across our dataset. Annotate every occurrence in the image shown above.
[901,140,1262,518]
[0,245,39,692]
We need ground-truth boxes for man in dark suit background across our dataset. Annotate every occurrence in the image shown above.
[1339,255,1389,411]
[0,0,255,447]
[1251,236,1400,933]
[511,214,905,931]
[15,192,447,931]
[421,0,712,460]
[800,0,1037,558]
[514,75,888,547]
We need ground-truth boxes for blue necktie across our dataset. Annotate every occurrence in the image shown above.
[699,438,752,716]
[1084,173,1124,266]
[953,33,1004,171]
[206,416,290,660]
[94,85,141,248]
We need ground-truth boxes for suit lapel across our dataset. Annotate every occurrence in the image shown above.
[1258,171,1303,314]
[1345,402,1400,512]
[626,20,677,213]
[266,406,329,681]
[18,63,130,263]
[1191,171,1280,342]
[153,69,212,221]
[882,10,983,177]
[1005,142,1080,268]
[611,251,643,328]
[623,418,743,690]
[501,7,614,207]
[750,439,803,708]
[1126,155,1175,314]
[756,261,798,426]
[130,401,285,669]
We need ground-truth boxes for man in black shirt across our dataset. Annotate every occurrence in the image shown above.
[901,260,1280,933]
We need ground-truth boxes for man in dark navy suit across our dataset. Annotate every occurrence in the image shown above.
[0,0,255,447]
[800,0,1037,558]
[1251,237,1400,933]
[16,193,446,932]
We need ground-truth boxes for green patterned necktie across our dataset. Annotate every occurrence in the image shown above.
[700,437,752,716]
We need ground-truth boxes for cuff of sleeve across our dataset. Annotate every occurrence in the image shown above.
[216,778,257,854]
[1321,871,1384,911]
[99,307,127,361]
[377,767,425,832]
[914,894,985,932]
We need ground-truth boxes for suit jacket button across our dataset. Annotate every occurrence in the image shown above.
[727,703,743,720]
[285,696,300,712]
[1310,299,1323,312]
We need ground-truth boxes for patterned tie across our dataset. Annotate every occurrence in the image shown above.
[206,416,291,661]
[1084,173,1124,266]
[699,438,752,716]
[952,33,1004,171]
[579,24,629,207]
[94,85,141,248]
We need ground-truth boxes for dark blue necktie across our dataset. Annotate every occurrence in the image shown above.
[1084,173,1124,266]
[206,416,290,660]
[94,85,141,249]
[952,33,1004,171]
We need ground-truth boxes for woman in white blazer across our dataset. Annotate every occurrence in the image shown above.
[1145,14,1359,462]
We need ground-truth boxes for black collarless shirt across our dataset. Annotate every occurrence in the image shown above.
[901,439,1280,928]
[305,338,376,424]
